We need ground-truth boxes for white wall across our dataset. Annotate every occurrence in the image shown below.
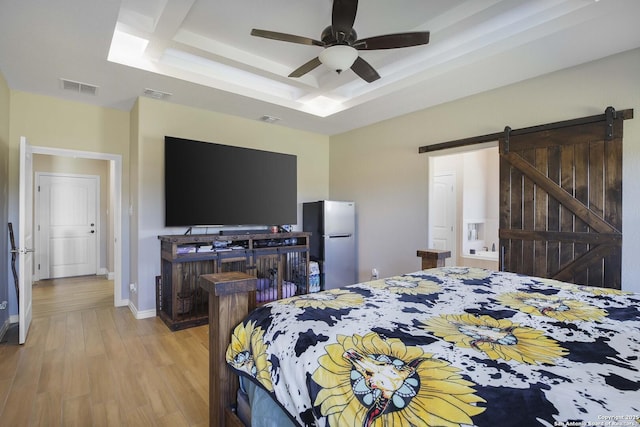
[330,48,640,292]
[131,97,330,313]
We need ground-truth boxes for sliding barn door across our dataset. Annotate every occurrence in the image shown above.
[499,110,624,289]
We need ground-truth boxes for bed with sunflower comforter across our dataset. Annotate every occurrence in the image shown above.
[225,267,640,427]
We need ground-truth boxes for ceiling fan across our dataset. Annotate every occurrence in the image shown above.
[250,0,430,83]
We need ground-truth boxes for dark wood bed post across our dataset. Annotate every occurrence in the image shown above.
[417,249,451,269]
[200,272,257,427]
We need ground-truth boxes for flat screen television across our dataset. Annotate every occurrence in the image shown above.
[164,136,297,227]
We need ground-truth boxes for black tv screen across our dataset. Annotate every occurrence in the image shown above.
[164,136,297,227]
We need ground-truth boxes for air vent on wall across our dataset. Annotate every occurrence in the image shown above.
[143,88,172,100]
[60,78,98,96]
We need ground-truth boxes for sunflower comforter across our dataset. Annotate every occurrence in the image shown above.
[226,267,640,427]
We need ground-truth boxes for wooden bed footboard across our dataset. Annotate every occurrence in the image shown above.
[200,252,449,427]
[200,272,257,427]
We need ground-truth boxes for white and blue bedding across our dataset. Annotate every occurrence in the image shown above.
[226,267,640,427]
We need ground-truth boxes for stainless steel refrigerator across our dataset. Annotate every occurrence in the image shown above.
[303,201,356,290]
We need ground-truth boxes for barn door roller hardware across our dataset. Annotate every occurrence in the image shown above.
[503,126,512,154]
[605,106,616,141]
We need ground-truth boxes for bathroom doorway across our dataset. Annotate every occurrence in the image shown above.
[428,144,499,268]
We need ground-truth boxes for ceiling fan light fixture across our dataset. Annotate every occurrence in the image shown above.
[319,45,358,73]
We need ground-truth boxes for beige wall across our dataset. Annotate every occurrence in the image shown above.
[0,71,10,329]
[330,48,640,293]
[131,97,330,312]
[32,155,111,274]
[7,91,131,314]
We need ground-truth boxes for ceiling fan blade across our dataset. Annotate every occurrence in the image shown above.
[289,57,323,78]
[351,56,380,83]
[354,32,430,50]
[331,0,358,42]
[251,29,324,47]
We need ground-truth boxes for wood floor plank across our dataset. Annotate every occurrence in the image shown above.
[62,352,91,399]
[30,390,62,427]
[82,309,107,357]
[0,343,21,380]
[0,275,211,427]
[87,354,119,404]
[0,377,13,417]
[95,306,118,331]
[100,326,128,362]
[111,360,150,412]
[65,311,86,355]
[122,334,150,361]
[91,399,124,427]
[140,335,175,367]
[36,348,65,394]
[157,410,191,427]
[158,363,209,426]
[124,404,156,427]
[137,362,181,419]
[0,382,38,426]
[12,345,44,389]
[62,394,93,427]
[44,314,68,353]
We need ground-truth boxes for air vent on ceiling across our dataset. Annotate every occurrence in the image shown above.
[259,115,281,124]
[143,88,172,100]
[60,78,98,96]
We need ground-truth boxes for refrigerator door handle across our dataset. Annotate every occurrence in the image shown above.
[326,234,352,238]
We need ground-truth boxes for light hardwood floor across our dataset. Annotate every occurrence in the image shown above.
[0,276,210,426]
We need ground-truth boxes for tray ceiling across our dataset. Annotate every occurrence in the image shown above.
[1,0,639,135]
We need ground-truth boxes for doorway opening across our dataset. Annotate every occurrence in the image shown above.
[27,146,123,306]
[428,143,499,269]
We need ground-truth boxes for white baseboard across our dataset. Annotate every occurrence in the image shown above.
[128,302,156,320]
[107,271,115,280]
[115,298,129,307]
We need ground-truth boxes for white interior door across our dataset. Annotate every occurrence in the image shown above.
[19,136,34,344]
[430,172,456,266]
[39,174,98,278]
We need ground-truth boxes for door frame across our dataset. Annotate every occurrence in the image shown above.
[26,145,124,306]
[35,172,101,280]
[18,137,33,344]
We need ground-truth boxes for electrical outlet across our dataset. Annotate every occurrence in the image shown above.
[129,283,137,293]
[0,301,7,310]
[371,268,379,280]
